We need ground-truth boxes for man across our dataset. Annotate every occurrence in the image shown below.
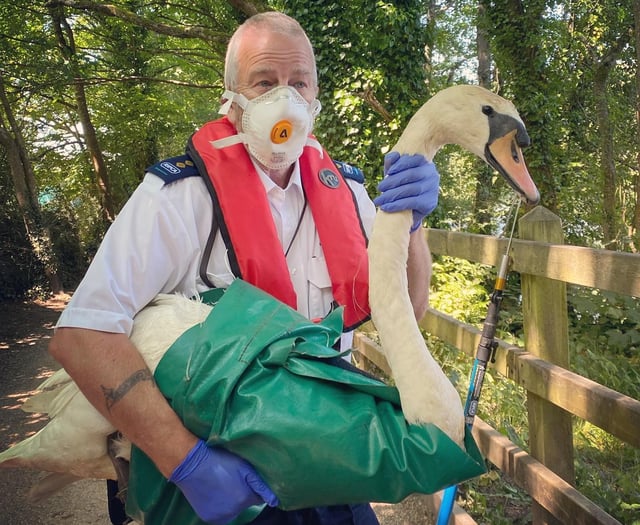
[49,11,439,525]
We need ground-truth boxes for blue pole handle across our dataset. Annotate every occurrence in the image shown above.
[436,485,457,525]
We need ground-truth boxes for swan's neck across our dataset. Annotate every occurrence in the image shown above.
[393,118,439,160]
[391,101,444,160]
[368,211,465,446]
[391,97,486,160]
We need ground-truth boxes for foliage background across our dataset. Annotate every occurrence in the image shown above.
[3,1,640,297]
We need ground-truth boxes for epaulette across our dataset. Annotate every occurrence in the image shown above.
[146,154,200,185]
[333,160,365,184]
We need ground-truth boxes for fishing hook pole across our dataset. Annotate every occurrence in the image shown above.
[436,198,521,525]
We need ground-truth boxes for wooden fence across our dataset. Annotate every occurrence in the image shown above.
[354,206,640,525]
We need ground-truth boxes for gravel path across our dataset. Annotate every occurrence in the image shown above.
[0,297,109,524]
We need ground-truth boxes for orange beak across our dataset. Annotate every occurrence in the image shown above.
[486,129,540,205]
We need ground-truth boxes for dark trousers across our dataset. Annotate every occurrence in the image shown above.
[107,479,132,525]
[107,480,379,525]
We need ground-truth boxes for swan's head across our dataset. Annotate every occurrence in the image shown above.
[394,84,540,205]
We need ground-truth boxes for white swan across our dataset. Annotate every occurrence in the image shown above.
[369,84,539,447]
[0,84,539,498]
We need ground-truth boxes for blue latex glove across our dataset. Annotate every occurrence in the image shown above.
[169,440,279,524]
[373,152,440,232]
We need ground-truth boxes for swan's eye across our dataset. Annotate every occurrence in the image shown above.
[482,105,494,116]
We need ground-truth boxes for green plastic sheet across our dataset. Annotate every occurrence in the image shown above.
[127,280,485,524]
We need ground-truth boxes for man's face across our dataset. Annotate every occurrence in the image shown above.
[228,29,318,129]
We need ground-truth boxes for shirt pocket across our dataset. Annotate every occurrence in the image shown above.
[307,255,333,320]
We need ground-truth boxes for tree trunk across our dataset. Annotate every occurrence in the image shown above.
[484,0,559,213]
[473,0,493,233]
[594,63,617,250]
[424,0,437,85]
[0,78,64,294]
[477,1,491,90]
[0,76,38,210]
[632,0,640,252]
[226,0,267,17]
[72,77,117,223]
[49,3,116,225]
[593,35,628,251]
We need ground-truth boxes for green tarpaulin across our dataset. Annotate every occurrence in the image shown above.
[127,280,485,524]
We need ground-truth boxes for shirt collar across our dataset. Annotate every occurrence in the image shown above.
[253,159,303,196]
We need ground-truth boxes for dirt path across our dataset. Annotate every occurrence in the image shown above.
[0,296,109,524]
[0,296,433,525]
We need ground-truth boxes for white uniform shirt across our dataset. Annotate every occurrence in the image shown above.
[57,159,376,350]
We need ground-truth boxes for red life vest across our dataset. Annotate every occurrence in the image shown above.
[186,117,370,331]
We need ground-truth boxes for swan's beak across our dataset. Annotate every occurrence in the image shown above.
[485,129,540,205]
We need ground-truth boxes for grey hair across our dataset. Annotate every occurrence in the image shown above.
[224,11,317,90]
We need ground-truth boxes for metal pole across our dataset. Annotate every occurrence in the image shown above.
[436,200,520,525]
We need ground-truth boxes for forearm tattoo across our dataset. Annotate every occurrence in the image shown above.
[101,368,155,412]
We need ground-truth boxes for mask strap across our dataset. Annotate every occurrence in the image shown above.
[212,90,249,148]
[219,98,233,115]
[310,99,322,117]
[218,90,249,115]
[210,134,246,149]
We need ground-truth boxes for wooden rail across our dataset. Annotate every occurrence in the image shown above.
[418,309,640,448]
[425,228,640,297]
[355,206,640,525]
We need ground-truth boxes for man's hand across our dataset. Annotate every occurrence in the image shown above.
[169,440,279,524]
[374,152,440,232]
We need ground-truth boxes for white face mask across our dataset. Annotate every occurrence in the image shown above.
[211,86,323,170]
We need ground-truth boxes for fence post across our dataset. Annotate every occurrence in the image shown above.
[519,206,575,525]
